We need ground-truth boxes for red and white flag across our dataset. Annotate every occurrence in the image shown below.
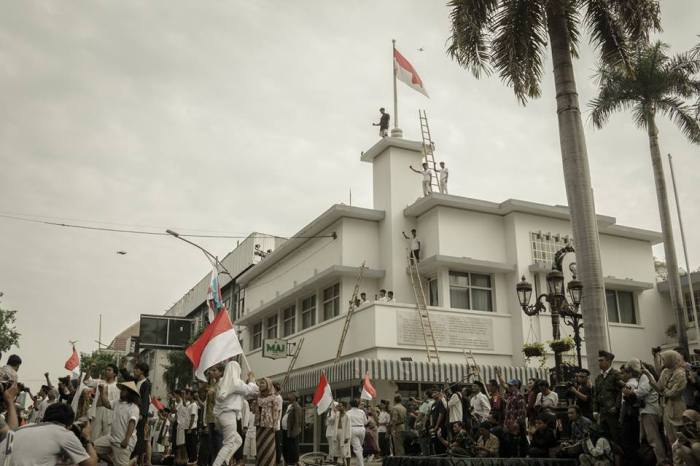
[185,307,243,381]
[151,396,166,411]
[394,48,429,98]
[360,373,377,401]
[312,372,333,414]
[64,346,80,378]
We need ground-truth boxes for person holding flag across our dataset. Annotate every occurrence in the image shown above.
[211,361,259,466]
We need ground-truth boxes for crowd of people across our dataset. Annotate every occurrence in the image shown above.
[3,346,700,465]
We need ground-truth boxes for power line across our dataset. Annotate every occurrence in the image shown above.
[0,213,336,239]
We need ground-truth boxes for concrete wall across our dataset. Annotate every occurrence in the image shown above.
[436,207,508,263]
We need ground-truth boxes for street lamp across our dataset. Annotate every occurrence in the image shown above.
[516,245,584,380]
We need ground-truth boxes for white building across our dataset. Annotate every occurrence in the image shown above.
[236,137,677,407]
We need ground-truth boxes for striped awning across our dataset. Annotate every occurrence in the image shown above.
[277,358,548,393]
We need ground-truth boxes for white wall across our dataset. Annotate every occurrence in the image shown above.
[436,207,508,263]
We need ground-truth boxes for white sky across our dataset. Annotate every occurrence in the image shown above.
[1,1,699,388]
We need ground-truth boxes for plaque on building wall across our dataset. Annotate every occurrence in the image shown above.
[396,310,494,350]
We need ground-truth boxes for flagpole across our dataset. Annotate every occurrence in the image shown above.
[668,153,699,342]
[392,39,398,130]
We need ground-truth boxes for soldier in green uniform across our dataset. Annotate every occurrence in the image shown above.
[593,350,623,442]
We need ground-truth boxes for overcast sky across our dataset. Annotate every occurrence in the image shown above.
[1,1,699,388]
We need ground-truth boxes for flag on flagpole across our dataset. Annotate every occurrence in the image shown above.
[360,373,377,401]
[64,346,80,378]
[394,48,429,97]
[151,396,166,411]
[185,306,243,381]
[312,372,333,414]
[206,255,224,322]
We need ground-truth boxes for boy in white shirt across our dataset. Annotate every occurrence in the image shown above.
[94,381,141,466]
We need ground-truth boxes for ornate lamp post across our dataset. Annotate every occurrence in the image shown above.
[516,245,584,380]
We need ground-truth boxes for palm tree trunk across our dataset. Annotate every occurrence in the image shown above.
[546,1,609,375]
[647,115,689,355]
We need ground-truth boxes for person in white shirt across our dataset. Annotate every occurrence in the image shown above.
[272,381,284,466]
[402,229,421,264]
[94,381,141,466]
[409,162,434,196]
[346,399,367,466]
[386,291,395,303]
[212,360,259,466]
[92,363,120,439]
[436,162,449,194]
[535,381,559,411]
[376,289,388,303]
[183,389,199,462]
[447,389,463,432]
[243,399,256,460]
[377,403,390,457]
[469,384,491,421]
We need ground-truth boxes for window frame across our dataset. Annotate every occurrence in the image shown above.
[301,295,317,330]
[605,289,638,325]
[428,277,439,306]
[448,271,494,312]
[282,305,296,337]
[266,314,278,339]
[251,322,263,350]
[322,283,340,321]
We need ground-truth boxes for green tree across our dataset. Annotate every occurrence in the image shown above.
[0,307,20,353]
[590,41,700,352]
[80,351,119,378]
[446,0,661,373]
[162,350,193,392]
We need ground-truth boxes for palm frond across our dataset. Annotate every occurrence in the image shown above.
[584,0,630,69]
[606,0,661,43]
[446,0,500,78]
[589,65,637,128]
[490,0,548,104]
[657,97,700,144]
[565,0,583,58]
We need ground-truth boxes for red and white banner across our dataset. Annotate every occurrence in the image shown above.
[360,372,377,401]
[64,346,80,378]
[312,372,333,414]
[394,48,429,98]
[185,308,243,381]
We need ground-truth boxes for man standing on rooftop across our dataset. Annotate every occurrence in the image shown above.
[372,108,390,137]
[409,163,434,197]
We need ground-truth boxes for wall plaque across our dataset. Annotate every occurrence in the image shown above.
[397,310,494,350]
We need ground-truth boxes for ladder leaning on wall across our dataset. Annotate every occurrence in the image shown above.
[281,337,304,389]
[406,250,440,363]
[334,262,367,365]
[418,110,441,193]
[464,348,481,382]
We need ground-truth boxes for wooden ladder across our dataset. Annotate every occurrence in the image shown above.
[334,262,367,365]
[406,251,440,363]
[418,109,441,193]
[281,337,304,389]
[463,349,481,381]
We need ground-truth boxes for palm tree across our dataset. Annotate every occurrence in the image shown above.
[590,41,700,354]
[446,0,661,373]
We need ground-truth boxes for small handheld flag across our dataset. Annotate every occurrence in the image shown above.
[64,346,80,378]
[312,372,333,414]
[360,373,376,401]
[186,306,243,381]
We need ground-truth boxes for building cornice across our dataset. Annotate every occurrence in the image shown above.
[604,276,654,291]
[237,264,385,325]
[237,205,385,285]
[360,137,424,163]
[417,254,516,275]
[404,194,662,244]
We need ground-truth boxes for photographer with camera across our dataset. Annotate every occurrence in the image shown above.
[569,369,593,419]
[8,402,97,466]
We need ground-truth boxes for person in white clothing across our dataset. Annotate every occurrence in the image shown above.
[334,402,352,466]
[94,381,141,466]
[92,363,120,439]
[325,403,338,460]
[437,162,449,194]
[535,381,559,411]
[469,384,491,421]
[376,289,388,303]
[402,229,421,264]
[377,403,390,457]
[243,400,257,459]
[212,360,259,466]
[409,162,434,196]
[447,389,463,436]
[347,399,367,466]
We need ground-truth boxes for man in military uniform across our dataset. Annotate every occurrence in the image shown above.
[390,395,407,456]
[593,350,623,442]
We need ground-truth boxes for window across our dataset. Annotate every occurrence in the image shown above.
[606,290,637,324]
[449,272,493,312]
[530,232,572,266]
[251,322,262,349]
[429,278,439,306]
[282,305,296,337]
[301,295,316,329]
[685,290,700,322]
[323,283,340,321]
[266,315,278,339]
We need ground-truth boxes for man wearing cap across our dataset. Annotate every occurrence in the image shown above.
[593,350,623,442]
[94,380,142,466]
[569,369,593,420]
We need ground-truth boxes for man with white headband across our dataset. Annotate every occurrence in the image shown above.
[212,360,259,466]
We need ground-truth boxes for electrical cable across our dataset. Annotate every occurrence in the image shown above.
[0,213,336,239]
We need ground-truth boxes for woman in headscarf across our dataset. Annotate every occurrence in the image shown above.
[255,378,281,466]
[644,350,687,445]
[212,360,259,466]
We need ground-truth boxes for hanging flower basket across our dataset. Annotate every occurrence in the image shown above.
[549,337,574,353]
[522,342,545,358]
